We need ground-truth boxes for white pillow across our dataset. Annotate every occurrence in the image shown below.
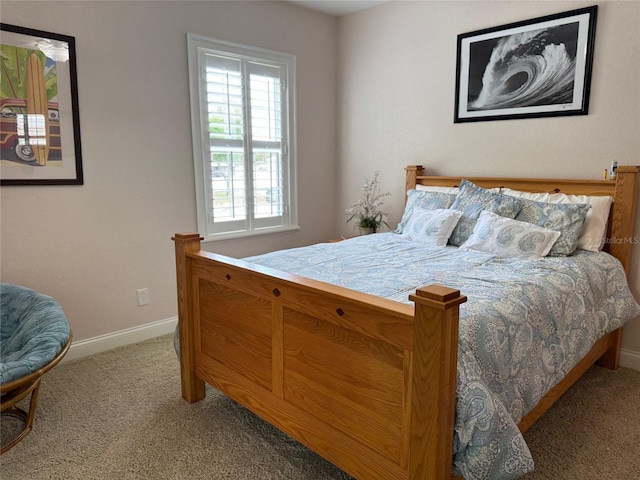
[415,185,460,194]
[460,210,561,259]
[401,208,463,246]
[500,188,613,252]
[396,189,457,233]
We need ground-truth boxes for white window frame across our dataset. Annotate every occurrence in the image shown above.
[187,33,298,242]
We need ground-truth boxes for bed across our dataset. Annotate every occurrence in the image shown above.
[172,164,640,480]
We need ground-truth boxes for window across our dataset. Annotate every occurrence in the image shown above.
[187,34,298,241]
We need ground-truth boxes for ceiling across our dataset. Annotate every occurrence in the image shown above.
[288,0,389,17]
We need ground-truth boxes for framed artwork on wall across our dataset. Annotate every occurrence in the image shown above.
[1,23,83,185]
[454,5,598,123]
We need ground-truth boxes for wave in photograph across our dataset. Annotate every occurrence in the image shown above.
[470,27,577,111]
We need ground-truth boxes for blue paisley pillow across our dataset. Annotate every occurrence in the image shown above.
[448,180,523,246]
[401,208,463,246]
[396,189,457,233]
[515,199,591,256]
[460,211,561,258]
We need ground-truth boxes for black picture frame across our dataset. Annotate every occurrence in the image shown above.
[1,23,83,185]
[454,6,598,123]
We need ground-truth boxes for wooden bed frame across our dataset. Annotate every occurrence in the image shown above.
[173,165,639,480]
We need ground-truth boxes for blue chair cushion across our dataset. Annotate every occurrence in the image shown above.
[1,283,71,385]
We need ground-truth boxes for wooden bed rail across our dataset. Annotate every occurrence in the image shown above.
[173,232,467,479]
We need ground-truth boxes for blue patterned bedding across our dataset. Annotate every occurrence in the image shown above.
[244,232,640,480]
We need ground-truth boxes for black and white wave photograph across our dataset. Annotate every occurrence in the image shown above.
[454,6,597,123]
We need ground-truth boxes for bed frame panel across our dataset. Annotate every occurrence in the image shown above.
[174,165,638,479]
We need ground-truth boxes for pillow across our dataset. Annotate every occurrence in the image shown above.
[396,189,457,233]
[515,199,591,256]
[415,185,460,194]
[501,188,613,252]
[460,211,561,259]
[448,179,523,246]
[401,208,463,246]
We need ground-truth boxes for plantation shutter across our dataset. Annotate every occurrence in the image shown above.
[197,49,290,237]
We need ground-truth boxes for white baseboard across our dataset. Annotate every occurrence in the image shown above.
[64,316,178,362]
[620,348,640,371]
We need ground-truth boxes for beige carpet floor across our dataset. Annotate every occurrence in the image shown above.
[1,335,639,479]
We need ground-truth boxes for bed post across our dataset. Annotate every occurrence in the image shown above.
[405,165,424,202]
[408,285,466,479]
[597,165,640,370]
[173,233,206,403]
[606,166,640,274]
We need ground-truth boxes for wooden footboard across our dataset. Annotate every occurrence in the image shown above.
[173,233,466,480]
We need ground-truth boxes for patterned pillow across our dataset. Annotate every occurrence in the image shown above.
[401,208,463,246]
[515,199,591,256]
[396,189,457,233]
[460,211,561,259]
[501,188,611,252]
[448,180,523,246]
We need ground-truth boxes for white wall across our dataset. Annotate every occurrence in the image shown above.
[336,1,640,363]
[0,0,337,341]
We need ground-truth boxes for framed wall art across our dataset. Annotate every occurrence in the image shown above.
[454,6,598,123]
[1,23,83,185]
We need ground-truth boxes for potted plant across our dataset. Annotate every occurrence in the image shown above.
[345,170,390,234]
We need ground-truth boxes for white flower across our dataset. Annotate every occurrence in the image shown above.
[345,171,390,232]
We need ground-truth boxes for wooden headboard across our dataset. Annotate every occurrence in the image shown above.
[405,165,640,274]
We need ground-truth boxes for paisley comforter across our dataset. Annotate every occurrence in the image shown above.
[243,232,640,480]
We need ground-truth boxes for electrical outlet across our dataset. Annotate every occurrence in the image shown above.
[137,288,150,306]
